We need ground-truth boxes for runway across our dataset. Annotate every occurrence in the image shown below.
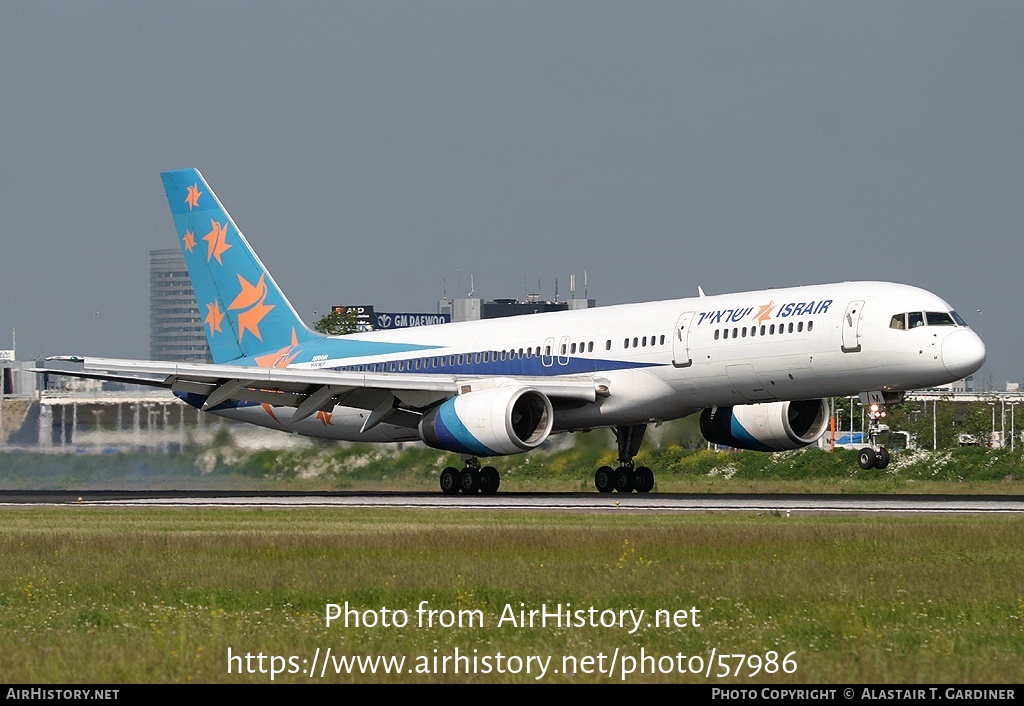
[2,490,1023,514]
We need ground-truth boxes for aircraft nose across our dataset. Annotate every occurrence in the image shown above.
[942,329,986,379]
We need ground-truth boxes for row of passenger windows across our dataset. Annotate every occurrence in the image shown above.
[623,334,667,349]
[567,341,595,354]
[889,311,964,330]
[714,321,813,340]
[339,346,569,372]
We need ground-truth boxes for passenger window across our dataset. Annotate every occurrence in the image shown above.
[714,330,720,340]
[808,321,814,332]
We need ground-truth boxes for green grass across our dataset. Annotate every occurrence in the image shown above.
[3,442,1024,494]
[1,508,1022,683]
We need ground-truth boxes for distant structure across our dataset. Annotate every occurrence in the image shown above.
[929,375,977,393]
[439,274,595,322]
[149,249,211,363]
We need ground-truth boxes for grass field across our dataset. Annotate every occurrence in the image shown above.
[4,442,1024,495]
[1,507,1022,683]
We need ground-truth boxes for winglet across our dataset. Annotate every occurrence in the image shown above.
[161,169,322,364]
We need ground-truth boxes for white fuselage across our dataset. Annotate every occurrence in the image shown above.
[214,281,985,443]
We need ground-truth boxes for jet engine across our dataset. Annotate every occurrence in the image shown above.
[699,399,830,452]
[419,386,554,456]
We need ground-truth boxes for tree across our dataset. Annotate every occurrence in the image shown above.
[313,309,361,335]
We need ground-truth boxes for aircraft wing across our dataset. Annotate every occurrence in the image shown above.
[37,356,607,428]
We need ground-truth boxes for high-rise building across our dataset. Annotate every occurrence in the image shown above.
[149,249,211,362]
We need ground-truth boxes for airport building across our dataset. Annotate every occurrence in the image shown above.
[440,294,596,322]
[149,249,211,363]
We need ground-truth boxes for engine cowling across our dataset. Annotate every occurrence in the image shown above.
[699,399,830,452]
[419,387,554,456]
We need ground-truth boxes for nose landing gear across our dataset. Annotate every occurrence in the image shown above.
[857,392,900,470]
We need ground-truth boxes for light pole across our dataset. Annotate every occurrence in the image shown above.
[1002,399,1006,449]
[1010,402,1019,453]
[989,402,996,448]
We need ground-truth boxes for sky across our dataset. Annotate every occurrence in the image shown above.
[0,2,1020,388]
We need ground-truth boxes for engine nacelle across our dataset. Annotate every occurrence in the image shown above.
[699,399,830,452]
[419,386,554,456]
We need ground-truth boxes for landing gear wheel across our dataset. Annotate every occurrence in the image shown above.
[440,467,460,495]
[874,446,890,469]
[479,466,500,494]
[459,468,480,493]
[595,466,614,493]
[614,467,636,493]
[858,447,877,470]
[634,466,655,493]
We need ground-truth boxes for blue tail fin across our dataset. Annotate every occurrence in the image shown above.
[161,168,320,363]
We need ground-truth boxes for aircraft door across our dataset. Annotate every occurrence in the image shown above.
[841,300,864,353]
[557,336,570,366]
[541,337,555,367]
[672,311,695,367]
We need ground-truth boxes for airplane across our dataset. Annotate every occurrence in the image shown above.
[40,168,986,494]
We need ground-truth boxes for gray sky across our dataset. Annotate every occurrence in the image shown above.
[1,2,1020,388]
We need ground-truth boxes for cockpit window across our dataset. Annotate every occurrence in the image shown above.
[891,310,967,330]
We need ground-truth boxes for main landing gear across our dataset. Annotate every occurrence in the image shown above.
[438,424,662,495]
[595,424,656,493]
[440,457,500,495]
[858,395,892,470]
